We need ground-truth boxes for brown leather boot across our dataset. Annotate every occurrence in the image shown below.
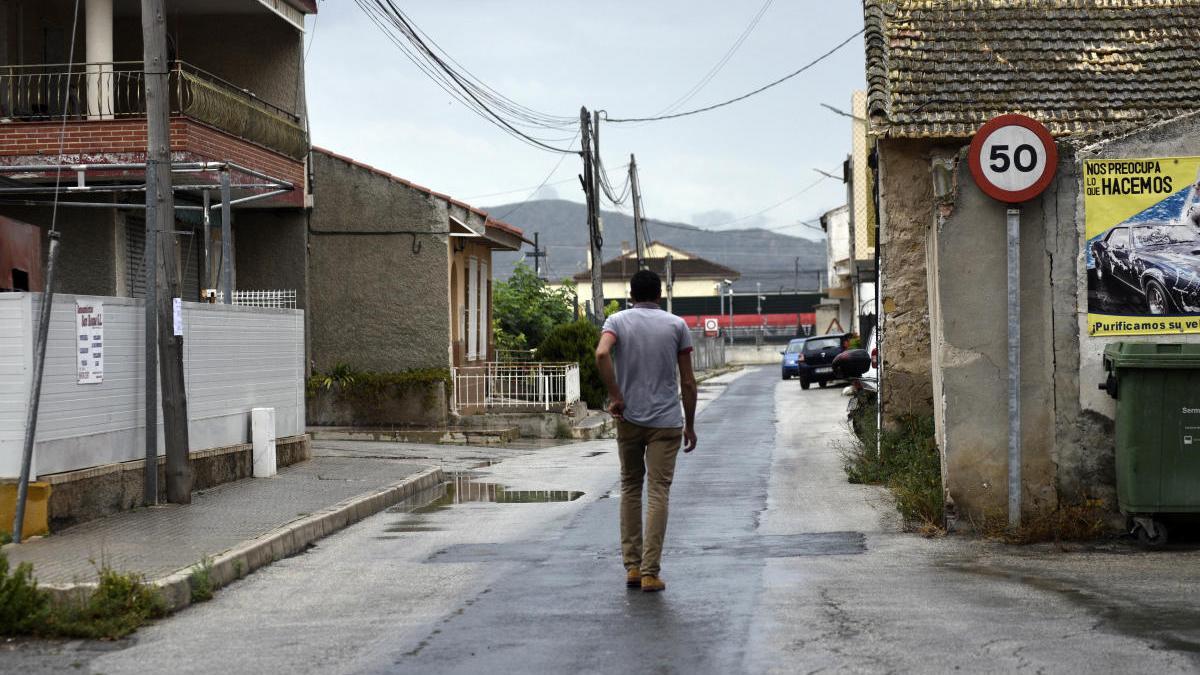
[641,574,665,592]
[626,567,642,588]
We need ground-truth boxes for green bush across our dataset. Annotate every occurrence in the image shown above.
[0,553,50,635]
[842,406,944,530]
[536,319,605,409]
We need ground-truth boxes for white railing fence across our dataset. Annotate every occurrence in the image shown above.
[452,362,581,413]
[232,289,297,309]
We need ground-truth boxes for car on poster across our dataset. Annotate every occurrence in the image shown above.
[1085,159,1200,335]
[1090,220,1200,315]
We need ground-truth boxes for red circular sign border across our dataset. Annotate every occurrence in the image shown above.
[967,114,1058,204]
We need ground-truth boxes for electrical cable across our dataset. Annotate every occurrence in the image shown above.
[606,28,865,123]
[495,129,581,221]
[638,0,774,123]
[355,0,579,153]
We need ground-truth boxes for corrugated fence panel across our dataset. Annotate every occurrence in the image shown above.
[0,294,32,477]
[0,293,304,478]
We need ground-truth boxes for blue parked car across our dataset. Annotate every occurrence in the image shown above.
[780,339,805,380]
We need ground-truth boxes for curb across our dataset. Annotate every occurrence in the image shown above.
[42,467,446,612]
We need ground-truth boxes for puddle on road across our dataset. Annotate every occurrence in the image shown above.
[379,471,584,537]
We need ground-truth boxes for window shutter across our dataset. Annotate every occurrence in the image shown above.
[478,261,489,361]
[467,257,478,360]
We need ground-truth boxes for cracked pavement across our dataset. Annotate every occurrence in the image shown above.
[7,366,1200,674]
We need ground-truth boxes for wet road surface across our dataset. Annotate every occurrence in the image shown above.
[13,366,1200,673]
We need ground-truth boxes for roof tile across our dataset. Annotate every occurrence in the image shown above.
[863,0,1200,138]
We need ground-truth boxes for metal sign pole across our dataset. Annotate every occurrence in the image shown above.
[1007,206,1021,528]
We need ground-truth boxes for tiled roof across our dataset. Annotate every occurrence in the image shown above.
[864,0,1200,139]
[572,256,740,283]
[312,147,528,244]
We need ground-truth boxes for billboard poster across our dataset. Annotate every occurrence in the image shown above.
[76,300,103,384]
[1085,157,1200,336]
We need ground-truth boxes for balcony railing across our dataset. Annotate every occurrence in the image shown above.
[0,61,307,159]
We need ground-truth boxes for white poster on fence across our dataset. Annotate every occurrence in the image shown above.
[76,300,103,384]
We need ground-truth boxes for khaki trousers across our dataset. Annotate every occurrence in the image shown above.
[617,420,682,577]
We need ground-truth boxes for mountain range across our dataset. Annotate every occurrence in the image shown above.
[487,200,827,293]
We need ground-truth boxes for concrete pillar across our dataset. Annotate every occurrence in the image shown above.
[252,407,277,478]
[85,0,113,119]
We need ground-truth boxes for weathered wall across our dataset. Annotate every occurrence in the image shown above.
[877,139,956,420]
[931,150,1069,520]
[0,204,118,296]
[234,210,308,310]
[308,151,451,373]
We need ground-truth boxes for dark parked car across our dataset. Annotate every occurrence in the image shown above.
[795,334,849,390]
[1091,221,1200,315]
[779,338,805,380]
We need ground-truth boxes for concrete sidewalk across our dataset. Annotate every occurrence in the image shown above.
[2,453,443,609]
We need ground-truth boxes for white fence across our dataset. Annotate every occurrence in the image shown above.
[452,362,581,413]
[0,293,305,478]
[232,289,297,309]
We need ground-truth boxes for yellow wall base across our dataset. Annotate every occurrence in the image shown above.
[0,482,51,538]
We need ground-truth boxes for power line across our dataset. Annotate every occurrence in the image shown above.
[605,28,865,123]
[354,0,578,153]
[640,0,774,122]
[495,129,580,221]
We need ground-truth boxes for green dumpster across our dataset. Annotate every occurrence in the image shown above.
[1102,342,1200,546]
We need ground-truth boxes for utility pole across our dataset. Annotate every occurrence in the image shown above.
[664,253,673,314]
[529,232,548,279]
[728,283,734,346]
[143,0,192,504]
[629,154,646,269]
[580,107,604,325]
[794,256,800,292]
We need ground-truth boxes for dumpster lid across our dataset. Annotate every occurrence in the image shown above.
[1103,342,1200,369]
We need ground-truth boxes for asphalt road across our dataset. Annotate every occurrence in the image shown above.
[11,366,1200,674]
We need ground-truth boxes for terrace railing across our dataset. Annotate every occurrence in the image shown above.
[0,61,307,159]
[452,362,581,414]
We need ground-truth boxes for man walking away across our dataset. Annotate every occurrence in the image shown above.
[595,270,698,593]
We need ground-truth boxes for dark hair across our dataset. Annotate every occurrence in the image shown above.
[629,269,662,302]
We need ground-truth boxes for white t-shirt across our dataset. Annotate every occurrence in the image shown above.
[601,303,693,428]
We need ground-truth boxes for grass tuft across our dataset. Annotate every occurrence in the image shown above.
[976,499,1110,545]
[0,553,165,639]
[188,557,214,604]
[842,404,945,533]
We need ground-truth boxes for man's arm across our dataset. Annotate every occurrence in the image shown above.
[595,332,624,420]
[678,352,697,452]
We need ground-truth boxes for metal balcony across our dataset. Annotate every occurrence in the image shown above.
[0,61,307,160]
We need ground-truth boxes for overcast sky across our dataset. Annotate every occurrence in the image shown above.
[304,2,866,240]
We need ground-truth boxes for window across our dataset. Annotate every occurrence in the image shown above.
[478,261,489,361]
[786,341,804,353]
[11,268,29,291]
[805,337,842,352]
[1108,228,1130,250]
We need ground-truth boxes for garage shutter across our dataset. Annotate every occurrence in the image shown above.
[126,214,146,299]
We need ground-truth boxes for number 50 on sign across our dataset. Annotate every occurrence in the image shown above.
[968,114,1058,204]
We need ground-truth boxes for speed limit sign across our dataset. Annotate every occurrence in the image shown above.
[967,113,1059,531]
[968,114,1057,203]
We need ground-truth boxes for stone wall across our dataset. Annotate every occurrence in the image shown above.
[877,139,957,421]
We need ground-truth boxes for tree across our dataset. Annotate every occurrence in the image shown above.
[492,263,575,349]
[536,319,605,409]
